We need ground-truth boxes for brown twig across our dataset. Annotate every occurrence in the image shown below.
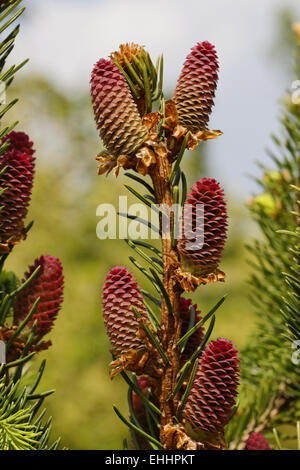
[150,148,183,447]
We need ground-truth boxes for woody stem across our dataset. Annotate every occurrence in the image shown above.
[150,150,183,448]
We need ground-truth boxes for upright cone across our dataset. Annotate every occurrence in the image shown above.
[102,266,150,357]
[13,255,64,337]
[183,338,240,436]
[90,59,147,157]
[0,132,35,246]
[174,41,219,133]
[178,177,228,277]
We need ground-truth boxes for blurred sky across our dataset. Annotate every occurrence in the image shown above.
[14,0,300,196]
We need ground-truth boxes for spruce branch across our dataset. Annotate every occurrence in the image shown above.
[94,41,238,450]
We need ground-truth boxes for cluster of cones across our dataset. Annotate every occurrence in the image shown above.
[0,131,64,360]
[91,41,227,287]
[102,266,240,448]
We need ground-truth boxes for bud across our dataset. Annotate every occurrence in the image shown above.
[90,59,147,157]
[180,298,204,360]
[183,338,240,436]
[248,193,278,218]
[102,266,150,358]
[110,43,159,117]
[263,170,282,186]
[174,41,219,133]
[110,43,145,67]
[13,255,64,337]
[245,432,271,450]
[292,23,300,41]
[0,132,35,246]
[178,178,227,277]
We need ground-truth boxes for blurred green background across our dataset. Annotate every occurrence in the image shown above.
[2,0,299,450]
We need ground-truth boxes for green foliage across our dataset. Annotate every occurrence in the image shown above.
[279,185,300,345]
[226,37,300,450]
[0,0,28,146]
[0,366,62,450]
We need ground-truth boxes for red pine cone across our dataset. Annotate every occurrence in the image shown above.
[13,255,64,337]
[0,133,35,244]
[245,432,271,450]
[173,41,219,133]
[177,178,228,277]
[180,298,204,360]
[90,59,147,156]
[102,266,149,357]
[183,338,240,435]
